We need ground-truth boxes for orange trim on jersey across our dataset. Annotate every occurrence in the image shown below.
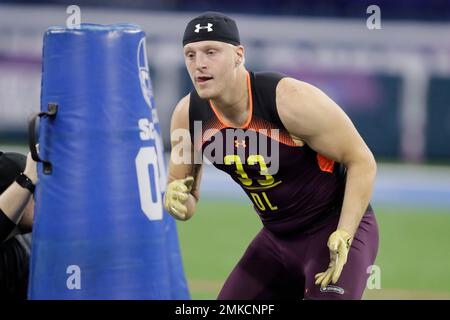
[317,154,335,173]
[208,71,253,129]
[246,117,297,147]
[197,116,300,150]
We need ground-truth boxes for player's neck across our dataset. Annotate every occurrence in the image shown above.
[210,68,249,126]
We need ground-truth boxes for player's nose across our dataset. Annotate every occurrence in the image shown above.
[194,53,208,70]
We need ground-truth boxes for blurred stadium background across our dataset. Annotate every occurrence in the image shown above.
[1,0,449,299]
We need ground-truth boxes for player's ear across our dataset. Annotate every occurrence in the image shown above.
[235,45,245,67]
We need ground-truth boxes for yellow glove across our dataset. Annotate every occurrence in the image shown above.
[164,176,194,220]
[315,229,352,288]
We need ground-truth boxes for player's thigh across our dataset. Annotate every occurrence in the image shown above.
[218,228,299,300]
[304,212,379,300]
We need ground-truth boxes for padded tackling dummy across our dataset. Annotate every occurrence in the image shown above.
[137,32,190,300]
[29,24,189,299]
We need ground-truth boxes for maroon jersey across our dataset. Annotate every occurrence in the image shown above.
[189,71,361,235]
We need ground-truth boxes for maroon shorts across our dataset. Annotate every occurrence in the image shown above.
[218,210,379,300]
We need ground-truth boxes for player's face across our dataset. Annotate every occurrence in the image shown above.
[183,41,238,99]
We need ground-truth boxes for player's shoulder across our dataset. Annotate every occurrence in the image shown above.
[173,94,190,116]
[171,93,191,130]
[276,77,320,105]
[275,76,333,134]
[252,71,316,104]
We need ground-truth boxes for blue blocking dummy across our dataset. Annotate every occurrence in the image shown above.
[29,24,189,299]
[137,31,190,300]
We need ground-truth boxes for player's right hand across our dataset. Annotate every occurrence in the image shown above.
[164,176,194,221]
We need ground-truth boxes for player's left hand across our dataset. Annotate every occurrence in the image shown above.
[314,229,352,288]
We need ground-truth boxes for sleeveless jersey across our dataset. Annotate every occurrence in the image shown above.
[189,71,353,234]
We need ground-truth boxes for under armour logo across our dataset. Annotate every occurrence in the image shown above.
[194,23,213,33]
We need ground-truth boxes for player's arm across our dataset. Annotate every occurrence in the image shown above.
[0,184,31,242]
[0,152,37,242]
[164,94,203,221]
[276,78,377,286]
[17,199,34,234]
